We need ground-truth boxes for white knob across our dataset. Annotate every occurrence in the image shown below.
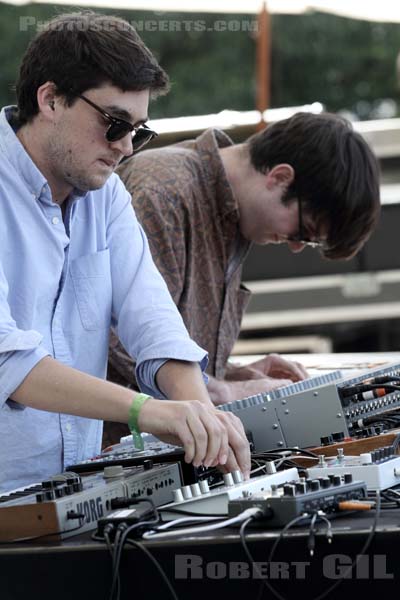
[103,465,124,478]
[181,485,193,499]
[173,489,184,503]
[223,473,234,487]
[199,480,210,493]
[360,453,372,465]
[265,461,277,474]
[190,483,202,497]
[232,470,243,484]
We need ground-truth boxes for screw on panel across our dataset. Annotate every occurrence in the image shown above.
[277,441,284,447]
[262,407,267,412]
[282,400,287,405]
[272,424,278,430]
[284,409,290,415]
[336,413,342,418]
[313,392,319,397]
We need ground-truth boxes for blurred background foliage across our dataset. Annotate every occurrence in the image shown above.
[0,2,399,120]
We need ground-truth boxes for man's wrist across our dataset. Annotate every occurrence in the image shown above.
[128,393,152,450]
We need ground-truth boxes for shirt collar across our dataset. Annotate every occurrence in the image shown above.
[195,128,239,221]
[0,105,87,203]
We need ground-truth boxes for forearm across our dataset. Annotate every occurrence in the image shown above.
[156,360,213,406]
[206,375,231,406]
[10,356,135,423]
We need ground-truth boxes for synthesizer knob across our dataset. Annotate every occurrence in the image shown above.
[320,435,333,446]
[181,485,193,499]
[310,480,320,492]
[42,480,55,489]
[344,473,353,484]
[295,482,306,494]
[223,473,234,487]
[103,465,124,479]
[64,484,75,495]
[36,492,46,503]
[265,461,277,475]
[143,459,153,470]
[44,489,55,501]
[332,432,345,443]
[383,446,391,458]
[199,480,210,494]
[320,477,331,489]
[337,448,344,462]
[360,453,372,465]
[283,484,296,497]
[72,480,83,492]
[232,470,243,484]
[172,489,184,503]
[270,484,279,497]
[333,475,341,486]
[190,483,202,497]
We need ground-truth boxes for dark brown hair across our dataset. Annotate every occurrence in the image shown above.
[16,11,169,125]
[248,112,381,260]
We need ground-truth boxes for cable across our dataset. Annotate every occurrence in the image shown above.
[252,447,319,460]
[307,512,318,557]
[311,490,381,600]
[250,513,310,600]
[155,516,222,530]
[157,505,223,518]
[143,507,263,540]
[124,538,179,600]
[110,516,160,600]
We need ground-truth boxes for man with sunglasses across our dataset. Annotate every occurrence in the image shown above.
[106,112,380,436]
[0,11,251,492]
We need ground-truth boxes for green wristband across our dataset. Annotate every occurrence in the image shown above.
[128,393,151,451]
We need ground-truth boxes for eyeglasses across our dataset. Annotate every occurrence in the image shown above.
[78,94,157,152]
[287,197,326,249]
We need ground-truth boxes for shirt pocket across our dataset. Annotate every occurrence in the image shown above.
[70,249,112,331]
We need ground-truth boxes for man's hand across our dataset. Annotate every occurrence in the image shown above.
[226,354,308,383]
[206,354,309,405]
[137,398,251,478]
[208,376,293,405]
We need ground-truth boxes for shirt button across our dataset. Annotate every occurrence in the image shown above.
[65,423,72,432]
[52,216,60,225]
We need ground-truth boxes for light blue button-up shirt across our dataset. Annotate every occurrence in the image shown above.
[0,107,207,492]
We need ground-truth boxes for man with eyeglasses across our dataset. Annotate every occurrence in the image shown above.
[106,111,380,440]
[0,11,251,492]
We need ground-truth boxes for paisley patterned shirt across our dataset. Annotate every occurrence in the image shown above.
[108,128,251,391]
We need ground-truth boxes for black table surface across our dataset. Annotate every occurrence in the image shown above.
[1,507,400,600]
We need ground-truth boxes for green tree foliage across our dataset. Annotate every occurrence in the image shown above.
[0,3,399,119]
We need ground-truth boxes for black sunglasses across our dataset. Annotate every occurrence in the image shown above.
[288,197,326,249]
[78,94,157,152]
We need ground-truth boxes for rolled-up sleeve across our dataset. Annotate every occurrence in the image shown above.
[107,178,208,398]
[136,356,209,399]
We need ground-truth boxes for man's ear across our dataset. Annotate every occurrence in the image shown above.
[36,81,58,120]
[265,164,295,189]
